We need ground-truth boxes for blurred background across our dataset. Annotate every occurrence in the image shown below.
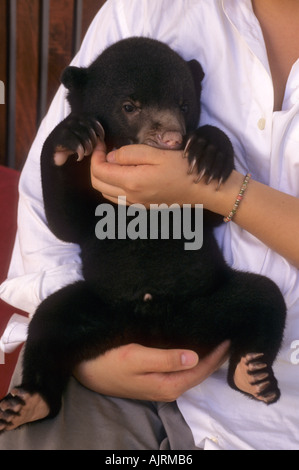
[0,0,107,170]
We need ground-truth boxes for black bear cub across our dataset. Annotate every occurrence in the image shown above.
[0,37,286,431]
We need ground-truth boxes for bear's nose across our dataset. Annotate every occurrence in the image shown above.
[159,131,183,150]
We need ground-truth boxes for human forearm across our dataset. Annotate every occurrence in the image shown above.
[208,170,299,269]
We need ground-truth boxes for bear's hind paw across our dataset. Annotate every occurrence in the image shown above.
[0,387,50,432]
[232,353,281,405]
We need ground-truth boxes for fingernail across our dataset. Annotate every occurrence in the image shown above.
[107,151,116,163]
[181,351,198,367]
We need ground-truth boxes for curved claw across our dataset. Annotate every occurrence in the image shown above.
[194,168,206,183]
[187,157,197,175]
[88,128,98,148]
[194,172,223,189]
[75,144,85,162]
[183,136,194,159]
[78,121,105,160]
[216,176,224,191]
[206,174,214,185]
[82,139,94,157]
[95,121,105,141]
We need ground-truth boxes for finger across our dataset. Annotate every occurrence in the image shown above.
[148,340,230,376]
[92,138,107,159]
[91,149,137,186]
[153,340,231,398]
[122,344,199,374]
[163,340,230,387]
[107,145,179,166]
[91,178,127,199]
[92,161,153,196]
[92,144,182,193]
[167,341,231,385]
[91,141,129,191]
[101,194,134,205]
[197,340,230,372]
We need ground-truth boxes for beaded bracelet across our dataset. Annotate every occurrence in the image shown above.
[223,173,251,223]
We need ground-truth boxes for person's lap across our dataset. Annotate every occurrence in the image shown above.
[0,351,198,450]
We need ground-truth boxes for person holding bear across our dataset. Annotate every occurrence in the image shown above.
[0,0,299,450]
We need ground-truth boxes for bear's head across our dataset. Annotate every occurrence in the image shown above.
[61,37,204,151]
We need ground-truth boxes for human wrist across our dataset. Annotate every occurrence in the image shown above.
[191,170,245,216]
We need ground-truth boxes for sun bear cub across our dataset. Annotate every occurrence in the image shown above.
[0,37,286,431]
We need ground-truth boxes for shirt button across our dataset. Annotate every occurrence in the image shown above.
[257,118,266,130]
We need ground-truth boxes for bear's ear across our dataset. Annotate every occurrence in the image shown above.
[187,59,205,82]
[61,66,88,91]
[187,59,205,97]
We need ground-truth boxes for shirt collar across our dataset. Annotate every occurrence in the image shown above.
[222,0,271,74]
[223,0,299,110]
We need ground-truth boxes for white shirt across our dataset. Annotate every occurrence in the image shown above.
[1,0,299,450]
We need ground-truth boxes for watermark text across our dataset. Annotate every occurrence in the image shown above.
[290,340,299,364]
[95,197,203,250]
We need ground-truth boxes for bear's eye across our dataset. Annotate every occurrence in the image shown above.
[123,103,137,113]
[180,103,189,114]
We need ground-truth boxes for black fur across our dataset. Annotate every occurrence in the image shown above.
[7,38,287,418]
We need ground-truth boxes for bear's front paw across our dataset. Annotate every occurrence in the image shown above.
[184,125,234,188]
[52,114,105,166]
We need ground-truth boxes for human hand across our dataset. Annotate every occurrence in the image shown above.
[73,341,230,402]
[90,142,222,209]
